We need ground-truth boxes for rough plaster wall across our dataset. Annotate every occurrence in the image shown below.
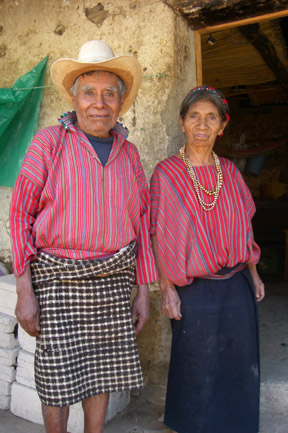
[0,0,196,384]
[0,0,192,178]
[162,14,196,157]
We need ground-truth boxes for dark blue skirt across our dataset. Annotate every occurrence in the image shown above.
[164,267,260,433]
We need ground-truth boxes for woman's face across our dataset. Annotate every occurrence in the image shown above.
[180,99,227,150]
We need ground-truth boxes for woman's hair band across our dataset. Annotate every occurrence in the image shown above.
[184,85,230,123]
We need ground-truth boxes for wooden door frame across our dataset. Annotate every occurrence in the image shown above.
[195,9,288,85]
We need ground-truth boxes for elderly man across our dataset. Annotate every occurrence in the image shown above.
[10,40,157,433]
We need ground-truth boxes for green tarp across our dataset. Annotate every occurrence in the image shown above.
[0,56,48,187]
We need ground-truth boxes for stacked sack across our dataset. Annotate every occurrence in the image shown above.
[0,273,19,410]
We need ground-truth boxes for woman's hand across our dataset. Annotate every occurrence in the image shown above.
[150,234,182,320]
[159,278,182,320]
[247,263,265,302]
[251,272,265,302]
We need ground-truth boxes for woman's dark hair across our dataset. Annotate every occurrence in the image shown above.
[180,86,230,124]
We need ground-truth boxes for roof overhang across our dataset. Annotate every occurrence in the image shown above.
[163,0,288,30]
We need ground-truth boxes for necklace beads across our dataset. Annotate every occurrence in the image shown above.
[180,145,223,211]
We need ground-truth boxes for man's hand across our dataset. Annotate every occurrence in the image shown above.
[15,265,40,337]
[131,284,150,335]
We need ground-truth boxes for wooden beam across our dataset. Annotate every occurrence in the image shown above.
[196,9,288,34]
[194,10,288,92]
[194,31,202,85]
[239,23,288,92]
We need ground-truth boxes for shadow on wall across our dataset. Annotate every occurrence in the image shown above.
[0,262,9,277]
[161,85,186,158]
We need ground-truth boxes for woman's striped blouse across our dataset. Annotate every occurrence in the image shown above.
[150,155,260,286]
[10,112,157,285]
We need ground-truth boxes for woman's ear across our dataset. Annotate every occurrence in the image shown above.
[218,119,228,136]
[179,116,185,133]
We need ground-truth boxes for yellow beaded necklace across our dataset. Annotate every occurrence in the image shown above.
[180,144,223,211]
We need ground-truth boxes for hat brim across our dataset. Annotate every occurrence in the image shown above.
[50,55,142,116]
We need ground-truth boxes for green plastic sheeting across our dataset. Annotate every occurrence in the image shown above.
[0,56,48,187]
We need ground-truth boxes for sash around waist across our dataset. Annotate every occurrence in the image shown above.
[31,241,137,284]
[198,263,246,280]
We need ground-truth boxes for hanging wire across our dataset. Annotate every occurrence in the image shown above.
[9,85,55,91]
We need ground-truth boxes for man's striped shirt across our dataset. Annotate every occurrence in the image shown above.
[10,112,157,285]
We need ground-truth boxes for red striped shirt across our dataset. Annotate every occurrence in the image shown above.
[150,155,260,286]
[10,111,158,285]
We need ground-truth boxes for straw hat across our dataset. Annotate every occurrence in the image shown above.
[50,40,142,115]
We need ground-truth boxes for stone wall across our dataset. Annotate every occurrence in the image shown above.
[0,0,196,386]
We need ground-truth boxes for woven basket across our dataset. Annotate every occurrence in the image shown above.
[261,181,288,200]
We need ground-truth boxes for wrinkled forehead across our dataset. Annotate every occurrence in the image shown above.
[189,98,219,110]
[79,70,118,83]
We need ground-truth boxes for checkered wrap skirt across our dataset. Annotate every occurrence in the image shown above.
[30,242,144,407]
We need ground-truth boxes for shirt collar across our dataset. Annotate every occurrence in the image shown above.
[58,110,129,140]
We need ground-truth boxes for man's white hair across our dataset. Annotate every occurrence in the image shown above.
[70,71,127,98]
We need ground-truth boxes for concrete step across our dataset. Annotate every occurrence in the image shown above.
[11,382,130,433]
[259,412,288,433]
[258,282,288,421]
[260,359,288,415]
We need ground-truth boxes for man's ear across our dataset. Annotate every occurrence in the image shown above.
[119,93,126,112]
[71,94,76,109]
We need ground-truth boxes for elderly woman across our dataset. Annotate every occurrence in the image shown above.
[150,86,265,433]
[10,40,157,433]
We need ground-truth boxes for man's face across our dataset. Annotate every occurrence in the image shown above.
[73,71,124,137]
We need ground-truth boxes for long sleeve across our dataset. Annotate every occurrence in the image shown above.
[10,174,42,276]
[235,166,261,264]
[133,149,158,285]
